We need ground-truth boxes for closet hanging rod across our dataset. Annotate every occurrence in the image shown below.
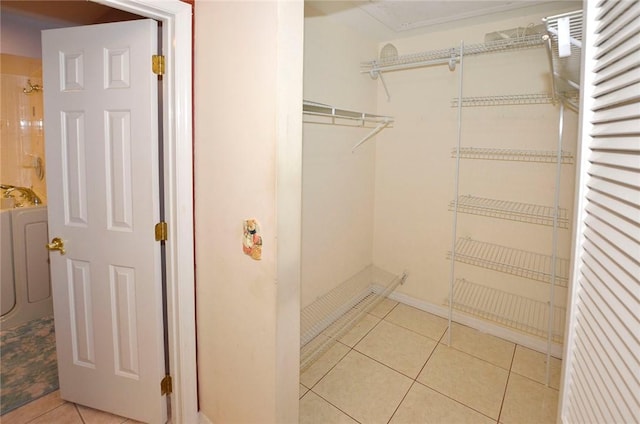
[303,100,394,152]
[303,100,392,124]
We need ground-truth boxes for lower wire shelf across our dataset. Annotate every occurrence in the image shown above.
[300,265,407,371]
[449,278,565,343]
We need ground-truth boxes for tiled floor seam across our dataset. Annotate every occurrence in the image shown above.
[410,379,498,422]
[304,388,363,424]
[436,341,514,371]
[496,343,517,423]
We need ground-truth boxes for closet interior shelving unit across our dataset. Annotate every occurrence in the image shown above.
[359,17,581,376]
[446,32,577,372]
[300,11,582,373]
[300,101,402,371]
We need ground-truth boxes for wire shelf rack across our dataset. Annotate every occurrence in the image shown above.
[450,195,570,228]
[361,34,545,73]
[448,237,570,286]
[303,100,393,127]
[452,147,574,163]
[300,265,406,371]
[451,93,555,107]
[449,278,565,343]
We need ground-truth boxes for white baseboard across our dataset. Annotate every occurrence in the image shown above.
[388,291,564,358]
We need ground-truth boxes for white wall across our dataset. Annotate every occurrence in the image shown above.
[301,5,379,308]
[194,1,302,423]
[372,11,578,315]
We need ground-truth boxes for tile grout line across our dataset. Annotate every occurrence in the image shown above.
[74,403,87,424]
[302,300,399,392]
[411,329,504,422]
[496,343,517,423]
[302,302,401,423]
[385,327,446,424]
[304,389,363,424]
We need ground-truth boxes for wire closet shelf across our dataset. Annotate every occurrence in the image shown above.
[450,195,570,228]
[300,265,407,371]
[452,147,574,164]
[303,100,393,127]
[448,237,570,287]
[303,100,394,151]
[361,34,545,74]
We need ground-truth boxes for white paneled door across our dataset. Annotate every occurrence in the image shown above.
[42,20,167,423]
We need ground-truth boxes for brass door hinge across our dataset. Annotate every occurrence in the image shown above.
[161,375,172,395]
[155,221,168,241]
[152,55,165,75]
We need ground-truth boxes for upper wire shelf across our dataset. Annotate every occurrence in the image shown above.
[450,195,570,228]
[361,34,545,74]
[449,278,565,343]
[543,10,583,111]
[451,93,555,107]
[452,147,574,163]
[448,237,570,286]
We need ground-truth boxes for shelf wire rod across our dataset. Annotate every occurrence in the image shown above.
[547,100,565,386]
[448,41,465,347]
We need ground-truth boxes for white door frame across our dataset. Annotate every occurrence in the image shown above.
[91,1,197,422]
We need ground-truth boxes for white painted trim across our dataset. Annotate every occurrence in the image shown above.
[557,1,595,422]
[388,291,564,358]
[91,1,197,422]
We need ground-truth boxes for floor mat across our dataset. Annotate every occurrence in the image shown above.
[0,315,59,415]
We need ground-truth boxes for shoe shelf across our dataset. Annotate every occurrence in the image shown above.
[300,265,406,371]
[449,278,565,343]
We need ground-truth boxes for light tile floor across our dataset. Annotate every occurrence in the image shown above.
[300,299,561,424]
[5,299,561,424]
[1,390,142,424]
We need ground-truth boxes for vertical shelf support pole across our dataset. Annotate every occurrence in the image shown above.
[448,41,465,346]
[547,100,564,385]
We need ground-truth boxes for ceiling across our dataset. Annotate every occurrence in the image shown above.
[1,0,582,40]
[1,1,141,26]
[306,1,582,41]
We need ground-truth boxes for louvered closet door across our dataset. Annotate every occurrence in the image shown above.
[559,1,640,423]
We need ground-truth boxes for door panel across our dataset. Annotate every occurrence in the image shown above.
[42,19,166,423]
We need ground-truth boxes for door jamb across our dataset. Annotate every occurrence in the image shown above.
[91,1,197,422]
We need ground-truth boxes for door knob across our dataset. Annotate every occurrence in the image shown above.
[46,237,66,255]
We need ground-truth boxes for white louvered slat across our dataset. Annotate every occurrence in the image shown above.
[589,150,640,169]
[588,173,640,209]
[589,118,640,136]
[594,29,640,70]
[585,201,640,244]
[594,1,639,41]
[593,49,640,85]
[591,103,640,124]
[589,135,640,150]
[592,80,640,109]
[588,163,639,186]
[560,1,640,423]
[592,69,640,97]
